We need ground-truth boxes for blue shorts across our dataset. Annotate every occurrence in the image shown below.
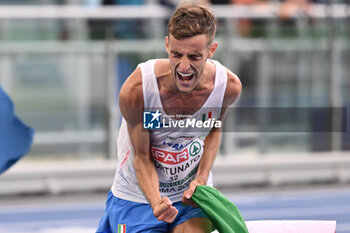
[96,191,207,233]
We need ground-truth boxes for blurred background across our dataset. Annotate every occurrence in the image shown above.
[0,0,349,232]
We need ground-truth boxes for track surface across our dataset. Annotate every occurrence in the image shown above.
[0,186,349,233]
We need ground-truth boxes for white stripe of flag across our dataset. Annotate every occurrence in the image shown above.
[118,224,126,233]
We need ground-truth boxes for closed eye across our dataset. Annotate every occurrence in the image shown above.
[188,55,201,61]
[171,52,182,58]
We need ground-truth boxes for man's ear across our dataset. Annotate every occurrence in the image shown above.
[165,36,170,54]
[208,42,218,58]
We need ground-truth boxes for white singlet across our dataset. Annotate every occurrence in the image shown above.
[111,59,228,203]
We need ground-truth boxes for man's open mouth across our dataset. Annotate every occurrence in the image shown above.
[176,71,195,83]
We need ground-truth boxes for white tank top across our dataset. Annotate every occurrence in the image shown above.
[111,59,227,203]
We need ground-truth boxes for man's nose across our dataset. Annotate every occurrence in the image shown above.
[178,57,191,72]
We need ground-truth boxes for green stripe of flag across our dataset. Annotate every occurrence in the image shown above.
[118,224,126,233]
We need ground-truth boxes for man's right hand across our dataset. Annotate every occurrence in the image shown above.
[153,196,178,223]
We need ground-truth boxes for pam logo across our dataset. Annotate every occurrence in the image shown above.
[143,110,162,129]
[152,147,189,165]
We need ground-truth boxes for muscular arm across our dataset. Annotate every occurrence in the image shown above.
[183,70,242,205]
[119,67,178,223]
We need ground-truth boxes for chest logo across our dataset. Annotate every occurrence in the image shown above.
[189,141,201,157]
[152,147,189,165]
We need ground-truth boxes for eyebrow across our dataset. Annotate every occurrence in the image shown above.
[170,50,181,54]
[170,50,203,57]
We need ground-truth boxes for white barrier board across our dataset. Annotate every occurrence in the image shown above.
[246,220,336,233]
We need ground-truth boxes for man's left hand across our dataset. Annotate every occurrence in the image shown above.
[182,175,207,207]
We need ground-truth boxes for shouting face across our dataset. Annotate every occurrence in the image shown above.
[166,34,217,94]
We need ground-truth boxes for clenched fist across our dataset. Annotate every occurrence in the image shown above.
[153,196,179,223]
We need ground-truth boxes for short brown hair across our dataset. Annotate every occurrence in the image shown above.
[167,3,217,45]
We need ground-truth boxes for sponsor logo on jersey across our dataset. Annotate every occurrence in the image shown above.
[162,139,193,151]
[189,141,201,156]
[152,147,189,165]
[166,135,195,141]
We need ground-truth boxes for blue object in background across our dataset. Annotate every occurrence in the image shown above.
[0,85,34,174]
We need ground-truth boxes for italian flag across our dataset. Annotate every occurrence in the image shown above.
[118,224,126,233]
[202,111,212,122]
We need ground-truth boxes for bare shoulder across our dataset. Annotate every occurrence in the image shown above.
[154,59,170,78]
[223,67,242,107]
[119,67,144,127]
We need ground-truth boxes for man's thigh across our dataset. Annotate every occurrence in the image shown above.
[171,217,212,233]
[96,192,167,233]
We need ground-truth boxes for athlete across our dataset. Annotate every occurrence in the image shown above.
[96,3,242,233]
